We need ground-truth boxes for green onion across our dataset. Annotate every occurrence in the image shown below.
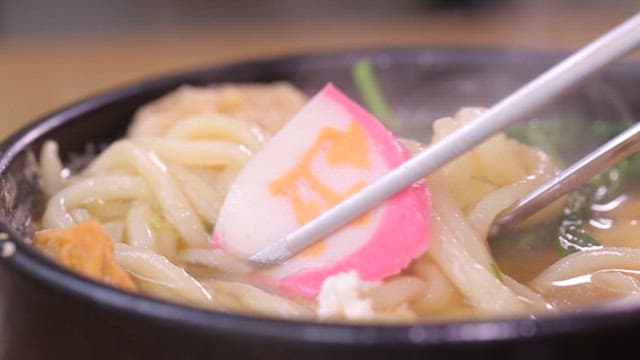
[351,59,394,128]
[471,175,499,187]
[490,262,503,281]
[149,212,163,230]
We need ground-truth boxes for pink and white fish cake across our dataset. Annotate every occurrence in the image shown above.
[213,83,430,298]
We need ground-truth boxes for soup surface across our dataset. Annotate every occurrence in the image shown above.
[33,82,640,322]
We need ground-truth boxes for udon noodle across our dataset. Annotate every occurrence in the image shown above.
[34,83,640,323]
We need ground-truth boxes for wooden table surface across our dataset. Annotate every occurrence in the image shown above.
[1,1,639,138]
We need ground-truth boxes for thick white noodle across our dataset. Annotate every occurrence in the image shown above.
[70,208,92,223]
[531,247,640,292]
[154,225,180,259]
[39,141,65,196]
[429,205,527,313]
[367,276,425,310]
[169,165,220,225]
[164,112,265,151]
[590,271,640,295]
[468,155,556,237]
[114,243,212,306]
[42,175,151,229]
[501,275,554,311]
[103,221,125,243]
[87,141,208,246]
[411,259,457,314]
[179,248,253,275]
[37,85,309,316]
[126,201,156,250]
[133,137,251,167]
[425,110,556,316]
[428,175,493,266]
[203,280,314,318]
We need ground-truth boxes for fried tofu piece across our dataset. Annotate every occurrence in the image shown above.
[33,221,137,292]
[128,82,307,137]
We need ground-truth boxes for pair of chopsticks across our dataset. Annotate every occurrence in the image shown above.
[251,12,640,266]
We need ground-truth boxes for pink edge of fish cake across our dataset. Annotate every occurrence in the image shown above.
[276,83,431,298]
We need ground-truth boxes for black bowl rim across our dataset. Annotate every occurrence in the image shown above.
[2,46,640,347]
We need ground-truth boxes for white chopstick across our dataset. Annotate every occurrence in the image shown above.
[250,12,640,265]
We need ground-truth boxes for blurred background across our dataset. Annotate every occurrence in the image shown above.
[0,0,638,137]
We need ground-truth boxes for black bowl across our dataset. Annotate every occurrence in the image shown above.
[1,48,640,360]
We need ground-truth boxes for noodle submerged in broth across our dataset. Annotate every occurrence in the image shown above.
[33,82,640,323]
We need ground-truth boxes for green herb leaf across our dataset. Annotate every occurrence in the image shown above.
[506,117,636,257]
[505,120,567,167]
[557,225,601,256]
[556,149,640,256]
[556,188,601,256]
[521,122,566,167]
[351,59,394,128]
[505,117,630,168]
[591,120,629,140]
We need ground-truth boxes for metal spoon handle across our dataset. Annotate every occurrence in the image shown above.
[491,121,640,235]
[250,12,640,265]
